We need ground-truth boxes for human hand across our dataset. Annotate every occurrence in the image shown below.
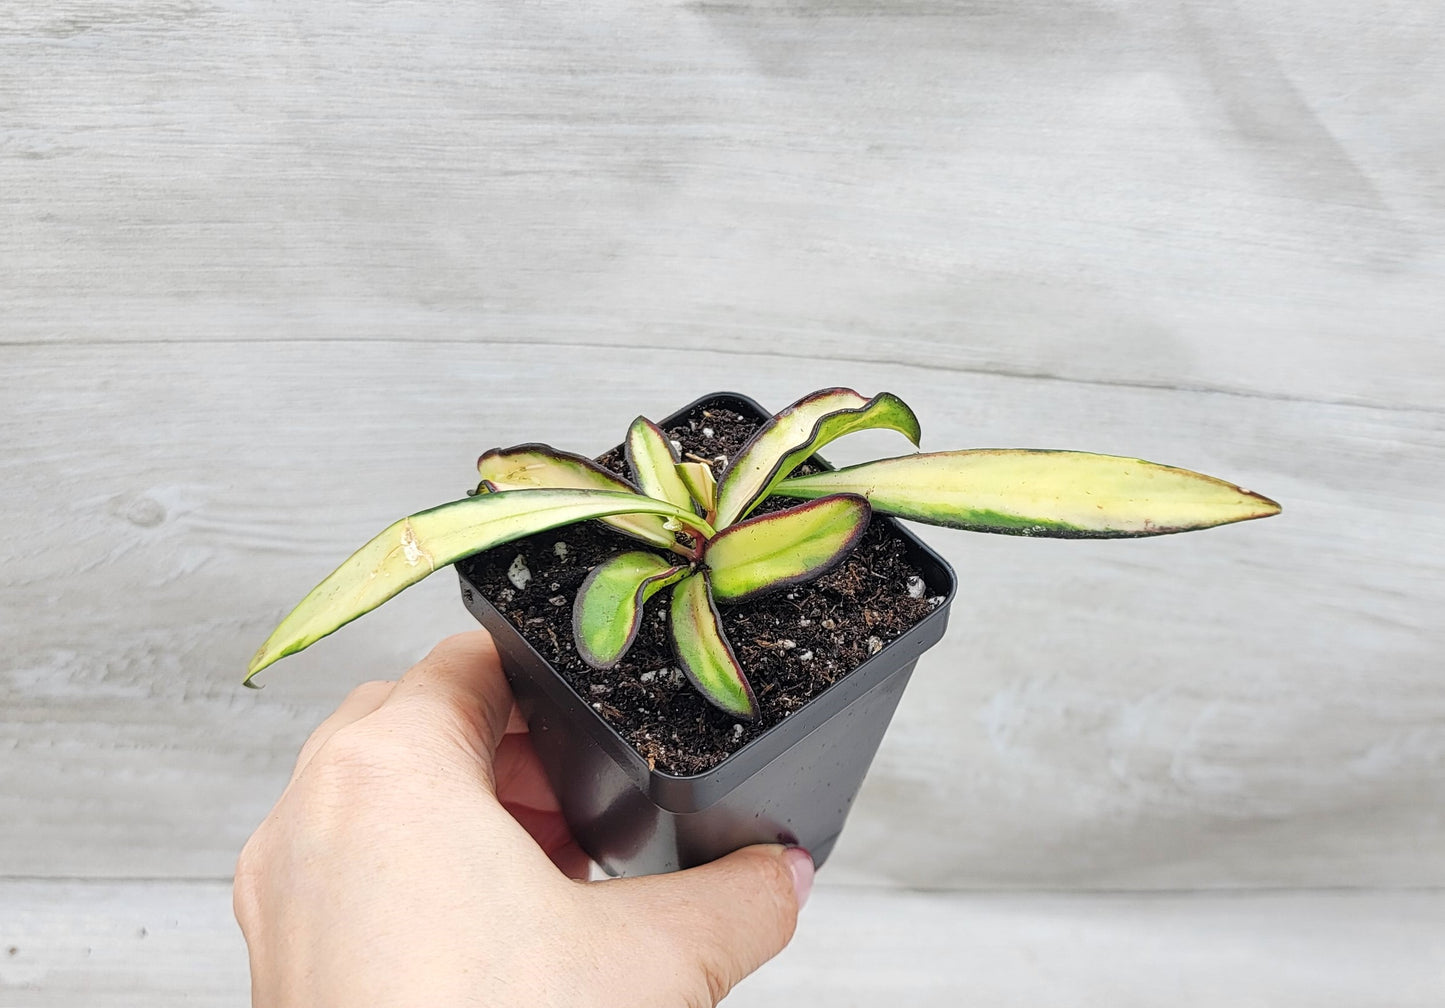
[234,631,813,1007]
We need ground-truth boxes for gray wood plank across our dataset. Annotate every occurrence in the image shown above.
[4,880,1442,1007]
[3,1,1443,409]
[0,880,246,1008]
[738,887,1445,1008]
[2,342,1441,887]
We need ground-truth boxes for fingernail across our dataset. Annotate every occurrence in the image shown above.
[783,846,814,910]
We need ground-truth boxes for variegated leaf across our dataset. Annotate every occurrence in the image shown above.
[706,495,870,604]
[713,389,921,528]
[777,450,1282,537]
[573,551,688,669]
[624,417,696,513]
[246,488,709,682]
[669,572,758,720]
[676,461,718,516]
[478,443,681,551]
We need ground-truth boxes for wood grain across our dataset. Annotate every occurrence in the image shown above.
[4,881,1442,1007]
[3,342,1440,887]
[2,1,1443,410]
[4,2,1444,993]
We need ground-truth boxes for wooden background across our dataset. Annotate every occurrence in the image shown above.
[3,0,1442,1003]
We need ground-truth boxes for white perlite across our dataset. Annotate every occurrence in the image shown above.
[867,635,884,655]
[553,541,569,558]
[906,575,927,599]
[640,667,685,686]
[507,555,532,590]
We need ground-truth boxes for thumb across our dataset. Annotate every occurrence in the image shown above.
[600,844,813,1006]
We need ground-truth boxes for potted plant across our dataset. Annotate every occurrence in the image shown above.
[246,388,1279,877]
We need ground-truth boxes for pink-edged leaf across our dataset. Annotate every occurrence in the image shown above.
[478,443,682,551]
[625,417,696,513]
[668,571,759,720]
[777,450,1282,537]
[573,551,688,669]
[247,488,710,683]
[713,389,921,528]
[705,495,870,604]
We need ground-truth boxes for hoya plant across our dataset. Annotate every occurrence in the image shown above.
[246,389,1279,719]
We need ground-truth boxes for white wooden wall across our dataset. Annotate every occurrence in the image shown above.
[3,1,1442,1003]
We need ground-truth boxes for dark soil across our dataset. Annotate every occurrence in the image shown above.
[455,399,945,775]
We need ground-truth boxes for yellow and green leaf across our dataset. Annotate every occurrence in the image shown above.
[676,461,718,516]
[478,444,681,552]
[669,572,758,720]
[246,488,711,683]
[777,450,1282,537]
[573,551,688,669]
[713,389,921,529]
[625,417,696,513]
[706,494,871,604]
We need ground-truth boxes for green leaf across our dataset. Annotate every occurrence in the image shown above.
[669,572,758,720]
[706,495,871,604]
[573,551,688,669]
[676,461,717,516]
[777,450,1282,537]
[714,389,921,529]
[246,488,712,683]
[478,444,680,551]
[624,417,695,513]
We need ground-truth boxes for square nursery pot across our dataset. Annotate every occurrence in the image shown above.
[456,392,956,877]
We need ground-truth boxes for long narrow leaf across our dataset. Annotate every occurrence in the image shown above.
[706,495,870,604]
[669,572,758,720]
[573,551,688,669]
[714,389,921,529]
[777,450,1282,537]
[625,418,695,513]
[247,489,710,682]
[478,444,680,550]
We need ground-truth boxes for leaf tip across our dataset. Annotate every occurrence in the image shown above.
[1243,488,1283,518]
[875,391,922,445]
[244,643,278,686]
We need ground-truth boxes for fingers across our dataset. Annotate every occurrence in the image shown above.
[597,844,813,1004]
[493,733,562,813]
[505,803,590,879]
[291,680,394,780]
[550,841,591,881]
[505,702,529,735]
[495,728,588,878]
[379,631,514,759]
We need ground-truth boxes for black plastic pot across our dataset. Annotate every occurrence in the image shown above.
[456,392,956,877]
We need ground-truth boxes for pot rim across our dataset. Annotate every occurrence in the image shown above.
[458,389,957,797]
